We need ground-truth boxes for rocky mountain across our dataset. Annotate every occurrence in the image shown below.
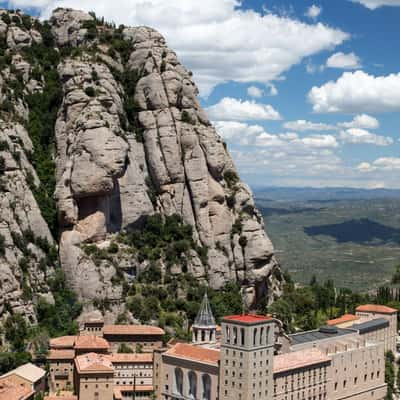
[0,7,282,325]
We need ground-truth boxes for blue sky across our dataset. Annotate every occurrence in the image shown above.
[2,0,400,188]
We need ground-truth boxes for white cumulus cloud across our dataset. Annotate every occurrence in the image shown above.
[213,121,264,145]
[373,157,400,169]
[350,0,400,9]
[247,86,263,98]
[357,162,376,172]
[326,52,361,69]
[6,0,349,96]
[306,5,322,19]
[283,120,335,132]
[308,71,400,113]
[339,128,393,145]
[338,114,380,129]
[358,157,400,173]
[206,97,281,121]
[299,134,338,148]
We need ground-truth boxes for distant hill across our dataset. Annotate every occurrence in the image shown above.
[253,186,400,202]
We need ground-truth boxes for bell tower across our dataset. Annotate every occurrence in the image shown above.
[192,292,217,346]
[219,314,275,400]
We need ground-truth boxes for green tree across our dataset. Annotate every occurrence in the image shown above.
[0,351,31,374]
[4,314,28,351]
[385,351,395,398]
[118,343,133,353]
[36,269,81,336]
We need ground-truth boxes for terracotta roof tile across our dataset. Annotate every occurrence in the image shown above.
[47,350,75,360]
[356,304,397,314]
[108,353,153,363]
[49,336,77,349]
[0,378,34,400]
[274,348,331,374]
[75,353,114,374]
[103,325,165,336]
[74,335,110,350]
[327,314,359,326]
[45,395,77,400]
[223,314,272,324]
[165,343,220,365]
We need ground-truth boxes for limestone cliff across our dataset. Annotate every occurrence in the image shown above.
[0,8,282,324]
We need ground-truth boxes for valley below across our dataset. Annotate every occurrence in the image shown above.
[256,187,400,291]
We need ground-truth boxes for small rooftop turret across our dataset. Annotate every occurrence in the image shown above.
[192,292,217,345]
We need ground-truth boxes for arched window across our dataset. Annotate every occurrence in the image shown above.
[188,371,197,398]
[226,325,230,343]
[202,374,212,400]
[253,328,258,346]
[174,368,183,395]
[233,327,238,345]
[201,330,206,342]
[240,328,245,346]
[260,327,264,345]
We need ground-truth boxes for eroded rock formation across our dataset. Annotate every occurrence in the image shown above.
[0,8,283,324]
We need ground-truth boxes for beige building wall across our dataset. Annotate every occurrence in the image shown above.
[75,372,114,400]
[273,363,330,400]
[219,318,275,400]
[320,339,387,400]
[48,359,74,393]
[355,310,397,354]
[157,356,219,400]
[106,338,163,353]
[153,349,220,400]
[113,361,153,387]
[82,322,104,337]
[153,350,164,399]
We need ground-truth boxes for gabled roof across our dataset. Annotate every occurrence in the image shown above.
[356,304,397,314]
[193,293,216,328]
[274,348,331,374]
[49,336,77,349]
[47,350,75,360]
[0,378,34,400]
[165,343,220,366]
[103,325,165,336]
[74,335,110,350]
[327,314,359,326]
[75,353,114,374]
[108,353,153,363]
[1,363,46,383]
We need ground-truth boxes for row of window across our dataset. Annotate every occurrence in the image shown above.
[225,325,271,347]
[333,371,381,391]
[173,368,212,400]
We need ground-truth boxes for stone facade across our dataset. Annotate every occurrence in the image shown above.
[154,343,219,400]
[355,304,397,354]
[219,315,275,400]
[74,353,114,400]
[47,350,75,392]
[154,306,393,400]
[102,325,165,353]
[273,349,331,400]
